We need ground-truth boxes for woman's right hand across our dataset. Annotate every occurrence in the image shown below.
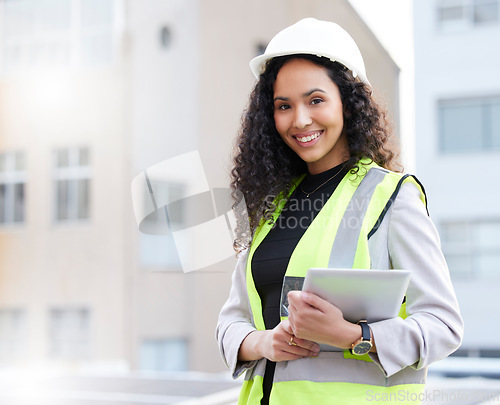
[238,319,320,362]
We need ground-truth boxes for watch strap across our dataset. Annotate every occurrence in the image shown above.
[358,320,370,341]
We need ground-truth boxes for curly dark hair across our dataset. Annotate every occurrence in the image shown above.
[231,54,401,251]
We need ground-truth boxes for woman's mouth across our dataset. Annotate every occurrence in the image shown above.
[294,130,322,144]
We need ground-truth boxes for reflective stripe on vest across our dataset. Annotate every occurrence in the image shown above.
[328,166,387,268]
[239,379,425,405]
[238,355,427,405]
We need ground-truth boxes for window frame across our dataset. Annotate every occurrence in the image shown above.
[0,0,118,75]
[436,0,500,30]
[139,337,189,372]
[53,147,92,223]
[0,151,26,226]
[437,95,500,153]
[440,219,500,279]
[48,307,91,359]
[0,308,27,361]
[139,181,185,271]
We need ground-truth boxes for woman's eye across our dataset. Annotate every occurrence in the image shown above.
[311,98,323,105]
[278,104,290,110]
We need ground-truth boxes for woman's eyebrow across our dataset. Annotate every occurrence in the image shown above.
[273,96,289,102]
[303,88,326,97]
[274,88,327,103]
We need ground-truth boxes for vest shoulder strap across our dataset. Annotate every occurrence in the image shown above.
[367,173,428,240]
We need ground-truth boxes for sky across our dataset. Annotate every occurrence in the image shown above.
[348,0,416,170]
[348,0,414,67]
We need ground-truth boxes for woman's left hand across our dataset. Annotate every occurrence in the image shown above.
[287,291,361,349]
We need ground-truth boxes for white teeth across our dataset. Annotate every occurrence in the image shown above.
[296,131,320,143]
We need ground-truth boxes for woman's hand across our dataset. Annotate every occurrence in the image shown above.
[238,319,320,362]
[287,291,362,349]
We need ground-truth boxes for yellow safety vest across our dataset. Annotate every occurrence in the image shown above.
[239,160,428,404]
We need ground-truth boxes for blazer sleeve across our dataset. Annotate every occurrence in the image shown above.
[216,249,259,378]
[368,181,464,377]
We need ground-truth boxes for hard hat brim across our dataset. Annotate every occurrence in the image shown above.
[249,50,370,86]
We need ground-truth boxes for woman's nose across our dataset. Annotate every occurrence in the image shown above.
[293,106,312,129]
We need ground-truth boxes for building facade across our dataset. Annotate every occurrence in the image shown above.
[0,0,401,373]
[414,0,500,357]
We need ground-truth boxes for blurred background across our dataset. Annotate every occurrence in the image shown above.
[0,0,499,404]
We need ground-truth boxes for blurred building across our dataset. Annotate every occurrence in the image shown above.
[0,0,400,374]
[414,1,500,357]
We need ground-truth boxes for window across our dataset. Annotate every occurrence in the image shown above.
[1,0,116,73]
[473,0,499,24]
[438,96,500,152]
[139,182,184,269]
[441,220,500,278]
[140,233,182,269]
[437,0,500,30]
[139,338,188,371]
[53,147,91,222]
[0,151,26,225]
[0,308,26,360]
[438,0,467,28]
[80,0,114,66]
[49,308,90,359]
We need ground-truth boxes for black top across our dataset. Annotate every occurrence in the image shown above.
[251,162,350,405]
[252,161,350,329]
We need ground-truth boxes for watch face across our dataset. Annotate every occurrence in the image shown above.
[353,341,372,355]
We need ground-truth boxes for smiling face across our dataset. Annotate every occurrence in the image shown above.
[273,58,349,174]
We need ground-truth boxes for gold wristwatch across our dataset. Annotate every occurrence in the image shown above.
[351,320,373,355]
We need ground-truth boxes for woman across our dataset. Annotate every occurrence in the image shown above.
[217,18,463,404]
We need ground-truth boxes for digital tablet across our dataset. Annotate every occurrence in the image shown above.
[302,268,411,323]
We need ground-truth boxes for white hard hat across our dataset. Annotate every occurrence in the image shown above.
[249,18,370,86]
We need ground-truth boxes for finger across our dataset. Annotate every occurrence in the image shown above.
[275,321,300,348]
[300,291,330,312]
[276,324,319,355]
[283,340,319,357]
[287,335,298,347]
[285,345,319,358]
[292,335,320,353]
[287,292,301,318]
[280,319,293,335]
[288,290,325,313]
[287,291,301,309]
[281,322,320,354]
[271,333,308,358]
[287,310,297,334]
